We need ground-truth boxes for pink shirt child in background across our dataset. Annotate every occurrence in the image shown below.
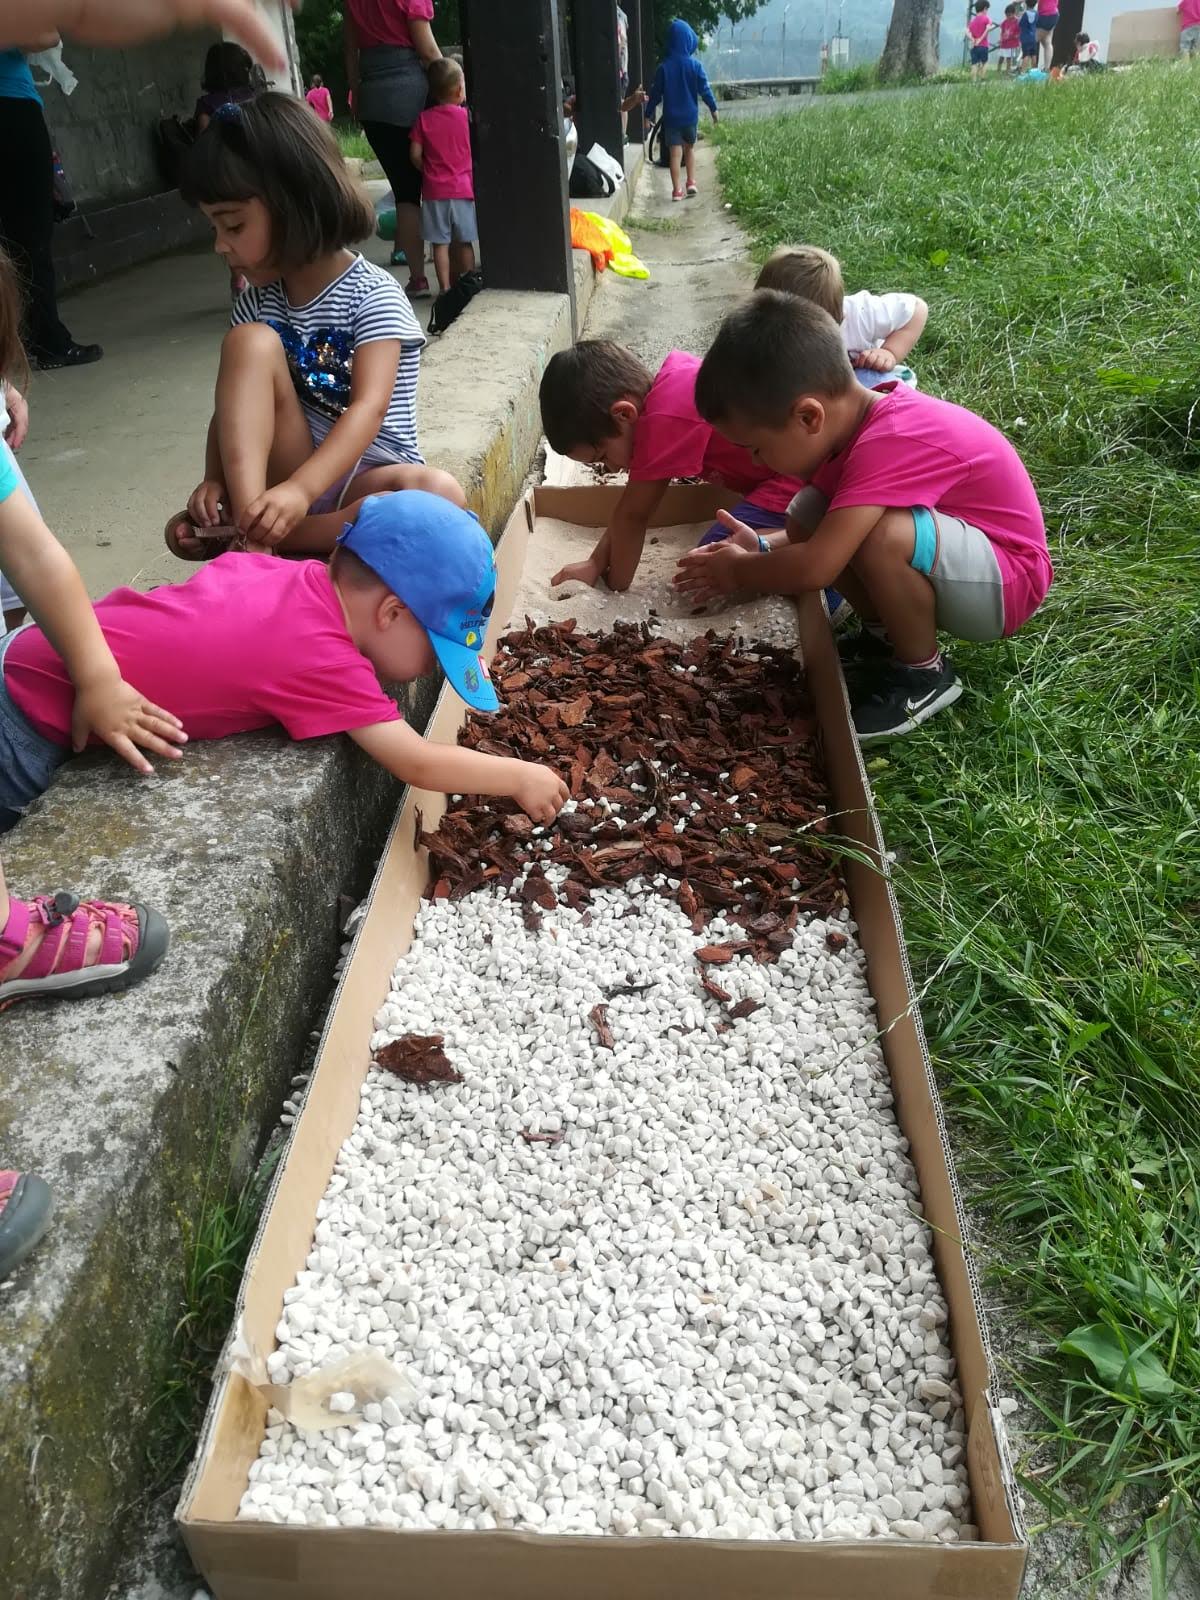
[410,103,474,202]
[306,76,334,121]
[811,384,1052,634]
[968,10,994,42]
[999,12,1021,48]
[410,58,477,295]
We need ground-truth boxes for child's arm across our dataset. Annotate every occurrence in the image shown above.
[409,135,424,172]
[240,338,404,546]
[549,478,667,592]
[646,64,665,121]
[349,720,568,823]
[854,296,929,372]
[696,63,719,121]
[4,382,28,450]
[674,502,885,603]
[0,488,186,769]
[187,414,227,528]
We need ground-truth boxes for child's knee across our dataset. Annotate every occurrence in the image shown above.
[222,321,285,363]
[853,509,919,569]
[414,466,468,509]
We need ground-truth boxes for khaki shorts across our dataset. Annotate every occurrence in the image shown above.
[911,507,1006,641]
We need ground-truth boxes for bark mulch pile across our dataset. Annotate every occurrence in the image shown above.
[419,620,847,967]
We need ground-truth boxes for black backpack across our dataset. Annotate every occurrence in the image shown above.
[646,118,670,170]
[155,114,196,188]
[428,269,483,335]
[569,152,616,199]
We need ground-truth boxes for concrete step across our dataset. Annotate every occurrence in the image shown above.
[55,190,209,293]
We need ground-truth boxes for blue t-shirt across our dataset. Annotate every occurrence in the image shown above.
[0,50,42,104]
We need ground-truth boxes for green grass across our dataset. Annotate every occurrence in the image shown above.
[334,120,376,162]
[816,62,971,94]
[719,62,1200,1589]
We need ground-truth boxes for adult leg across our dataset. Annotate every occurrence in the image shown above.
[0,99,77,361]
[1039,27,1054,68]
[212,323,314,524]
[361,120,426,289]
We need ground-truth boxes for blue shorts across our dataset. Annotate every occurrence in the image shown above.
[0,625,68,832]
[1036,11,1058,26]
[663,123,698,148]
[697,498,786,547]
[970,44,990,63]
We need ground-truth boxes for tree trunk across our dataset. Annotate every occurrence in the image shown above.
[878,0,944,80]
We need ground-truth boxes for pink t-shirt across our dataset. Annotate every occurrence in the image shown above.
[346,0,434,49]
[4,554,402,745]
[968,13,993,42]
[1180,0,1200,27]
[306,86,334,121]
[1036,0,1057,16]
[1000,16,1021,45]
[411,104,474,200]
[810,386,1052,634]
[629,351,802,514]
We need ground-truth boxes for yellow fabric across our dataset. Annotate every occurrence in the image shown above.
[570,208,614,271]
[581,211,650,280]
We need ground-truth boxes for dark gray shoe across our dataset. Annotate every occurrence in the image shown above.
[852,657,963,743]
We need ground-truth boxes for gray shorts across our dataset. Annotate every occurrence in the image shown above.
[421,197,477,245]
[1182,23,1200,50]
[0,625,68,832]
[911,507,1006,641]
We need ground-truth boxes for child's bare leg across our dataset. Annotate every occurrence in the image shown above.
[213,323,313,525]
[451,241,476,283]
[274,465,469,556]
[847,510,938,662]
[684,144,696,186]
[669,145,683,191]
[431,243,452,295]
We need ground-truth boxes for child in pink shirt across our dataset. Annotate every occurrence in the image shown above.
[675,292,1052,744]
[305,74,335,121]
[967,0,997,77]
[410,59,477,296]
[537,342,804,594]
[996,5,1021,69]
[0,493,567,829]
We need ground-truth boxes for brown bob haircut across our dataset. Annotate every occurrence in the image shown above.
[754,245,845,321]
[0,248,29,392]
[695,290,856,429]
[180,91,374,271]
[538,341,654,454]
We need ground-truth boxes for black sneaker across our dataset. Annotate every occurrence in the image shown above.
[837,626,893,673]
[851,656,962,743]
[32,342,103,371]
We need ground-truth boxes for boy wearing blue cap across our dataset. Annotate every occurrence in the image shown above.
[0,492,568,829]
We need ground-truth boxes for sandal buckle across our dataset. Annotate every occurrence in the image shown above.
[49,891,80,924]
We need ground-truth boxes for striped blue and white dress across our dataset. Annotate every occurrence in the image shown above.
[231,253,426,469]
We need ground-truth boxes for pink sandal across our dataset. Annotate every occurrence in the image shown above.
[0,892,169,1006]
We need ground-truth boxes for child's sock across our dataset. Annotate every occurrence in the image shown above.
[901,649,944,672]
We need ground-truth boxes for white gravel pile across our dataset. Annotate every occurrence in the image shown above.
[243,872,975,1544]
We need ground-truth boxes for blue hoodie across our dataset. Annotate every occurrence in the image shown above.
[647,19,717,131]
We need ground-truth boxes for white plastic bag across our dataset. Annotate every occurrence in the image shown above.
[586,141,625,189]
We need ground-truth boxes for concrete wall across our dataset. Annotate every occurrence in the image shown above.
[37,36,216,207]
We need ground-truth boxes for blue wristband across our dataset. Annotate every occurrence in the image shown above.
[756,534,771,554]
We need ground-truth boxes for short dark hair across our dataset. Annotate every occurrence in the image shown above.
[539,341,654,453]
[1076,30,1090,41]
[428,57,464,101]
[695,291,855,429]
[973,2,989,13]
[202,41,255,93]
[180,92,374,272]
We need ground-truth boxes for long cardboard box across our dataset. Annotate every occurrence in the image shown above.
[179,485,1028,1599]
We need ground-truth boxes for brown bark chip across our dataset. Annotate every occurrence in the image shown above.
[374,1035,463,1086]
[420,621,846,965]
[589,1003,616,1050]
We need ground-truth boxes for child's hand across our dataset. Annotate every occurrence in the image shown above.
[511,762,569,823]
[240,481,310,548]
[71,672,187,774]
[674,541,748,604]
[551,553,605,590]
[707,508,764,552]
[854,348,897,373]
[187,477,228,528]
[4,385,29,451]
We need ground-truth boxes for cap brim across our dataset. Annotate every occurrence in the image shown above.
[430,633,500,713]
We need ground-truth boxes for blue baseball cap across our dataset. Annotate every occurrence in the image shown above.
[337,491,500,713]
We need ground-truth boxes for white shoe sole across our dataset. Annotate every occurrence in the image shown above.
[855,679,963,743]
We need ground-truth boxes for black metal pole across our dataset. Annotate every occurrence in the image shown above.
[572,0,624,168]
[641,0,658,129]
[626,0,646,142]
[461,0,575,322]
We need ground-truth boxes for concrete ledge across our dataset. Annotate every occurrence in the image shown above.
[55,191,211,293]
